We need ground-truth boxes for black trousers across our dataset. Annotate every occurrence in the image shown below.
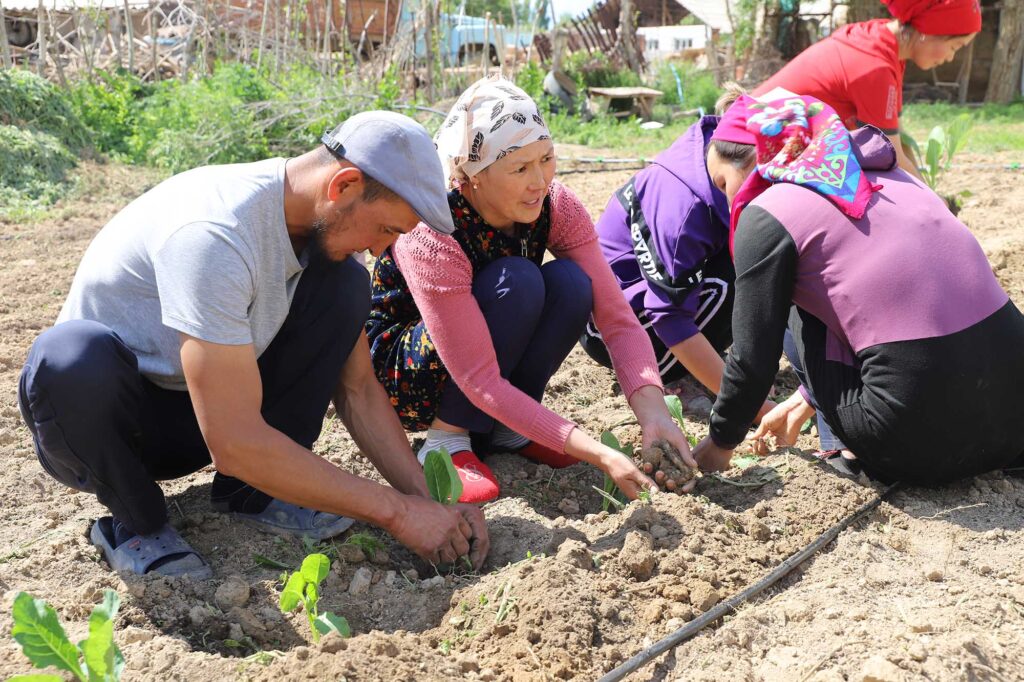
[787,302,1024,485]
[18,256,369,534]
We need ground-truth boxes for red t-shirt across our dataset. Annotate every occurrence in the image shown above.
[754,19,905,134]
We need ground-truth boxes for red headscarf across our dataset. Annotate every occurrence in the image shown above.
[881,0,981,36]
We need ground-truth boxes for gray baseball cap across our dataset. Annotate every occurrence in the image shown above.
[321,111,455,235]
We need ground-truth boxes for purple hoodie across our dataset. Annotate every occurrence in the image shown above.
[596,116,730,347]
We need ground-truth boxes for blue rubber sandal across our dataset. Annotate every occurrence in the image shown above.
[227,498,355,540]
[90,517,213,579]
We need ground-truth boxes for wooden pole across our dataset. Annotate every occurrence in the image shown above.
[47,7,67,86]
[256,0,270,69]
[0,3,12,69]
[149,0,159,80]
[123,0,136,73]
[482,10,490,73]
[322,0,333,73]
[36,0,47,76]
[957,39,974,104]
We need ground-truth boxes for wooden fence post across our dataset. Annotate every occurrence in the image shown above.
[0,3,12,69]
[123,0,135,73]
[985,0,1024,103]
[36,0,47,76]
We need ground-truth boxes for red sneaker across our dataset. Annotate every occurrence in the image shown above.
[518,441,579,469]
[450,451,500,503]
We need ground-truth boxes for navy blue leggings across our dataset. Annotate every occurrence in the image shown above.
[438,257,594,433]
[17,256,369,535]
[379,256,593,434]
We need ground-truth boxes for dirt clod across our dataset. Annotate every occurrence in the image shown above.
[556,539,592,570]
[688,580,721,612]
[213,575,249,610]
[859,656,905,682]
[621,531,656,581]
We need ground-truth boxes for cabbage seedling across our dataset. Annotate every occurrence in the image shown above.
[278,553,350,643]
[424,447,463,505]
[423,448,474,569]
[10,589,124,681]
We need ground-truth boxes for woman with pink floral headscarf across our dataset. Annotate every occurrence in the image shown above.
[691,92,1024,484]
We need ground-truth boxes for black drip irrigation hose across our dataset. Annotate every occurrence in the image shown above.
[597,482,901,682]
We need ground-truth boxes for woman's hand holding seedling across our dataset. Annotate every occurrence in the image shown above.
[602,447,658,500]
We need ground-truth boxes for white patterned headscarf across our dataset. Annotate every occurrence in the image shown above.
[435,76,552,189]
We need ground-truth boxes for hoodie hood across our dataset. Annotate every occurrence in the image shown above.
[851,125,898,171]
[652,115,731,227]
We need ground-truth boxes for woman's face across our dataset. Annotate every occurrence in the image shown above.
[706,145,757,209]
[910,32,976,71]
[468,139,556,228]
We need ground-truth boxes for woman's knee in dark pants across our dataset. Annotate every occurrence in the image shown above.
[540,259,593,330]
[473,256,547,321]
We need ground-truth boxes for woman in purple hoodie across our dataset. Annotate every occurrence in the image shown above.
[691,93,1024,484]
[584,108,774,422]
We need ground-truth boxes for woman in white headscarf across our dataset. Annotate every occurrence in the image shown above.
[366,77,694,503]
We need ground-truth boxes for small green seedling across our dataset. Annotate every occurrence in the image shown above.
[905,114,972,204]
[10,589,124,681]
[423,448,474,570]
[278,553,351,643]
[424,447,463,505]
[664,395,698,447]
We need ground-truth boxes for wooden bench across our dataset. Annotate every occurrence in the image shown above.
[587,86,664,120]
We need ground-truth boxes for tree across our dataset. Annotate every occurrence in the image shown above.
[985,0,1023,103]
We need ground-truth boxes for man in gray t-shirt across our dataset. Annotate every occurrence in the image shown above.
[18,112,489,578]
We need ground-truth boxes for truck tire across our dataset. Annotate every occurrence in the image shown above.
[6,18,37,48]
[459,44,499,66]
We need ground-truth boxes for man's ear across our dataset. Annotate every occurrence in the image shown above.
[326,166,365,203]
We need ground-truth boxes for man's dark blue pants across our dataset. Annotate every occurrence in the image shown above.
[17,256,369,536]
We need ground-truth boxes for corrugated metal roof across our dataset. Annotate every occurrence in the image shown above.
[2,0,150,11]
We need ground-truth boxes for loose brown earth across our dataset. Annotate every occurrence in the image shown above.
[0,153,1022,681]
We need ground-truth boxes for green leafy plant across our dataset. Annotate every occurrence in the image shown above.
[423,447,463,505]
[905,114,972,190]
[278,553,351,643]
[664,394,698,447]
[423,448,476,570]
[10,589,124,681]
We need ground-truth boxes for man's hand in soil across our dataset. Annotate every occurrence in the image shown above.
[456,503,490,570]
[692,436,733,472]
[750,390,815,456]
[386,495,479,566]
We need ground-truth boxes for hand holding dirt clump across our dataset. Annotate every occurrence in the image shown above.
[639,439,696,493]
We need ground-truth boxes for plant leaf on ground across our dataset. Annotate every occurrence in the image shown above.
[10,589,124,681]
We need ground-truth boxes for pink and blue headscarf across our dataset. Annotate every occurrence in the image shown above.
[712,94,881,256]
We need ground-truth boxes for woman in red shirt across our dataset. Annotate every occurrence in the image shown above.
[755,0,979,181]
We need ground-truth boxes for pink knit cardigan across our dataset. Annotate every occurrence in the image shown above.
[393,181,663,452]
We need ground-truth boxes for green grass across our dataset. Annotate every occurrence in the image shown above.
[902,102,1024,154]
[551,113,694,159]
[552,102,1024,160]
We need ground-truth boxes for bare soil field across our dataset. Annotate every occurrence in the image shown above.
[0,153,1022,681]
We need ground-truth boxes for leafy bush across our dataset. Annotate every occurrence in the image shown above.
[0,125,78,219]
[563,51,642,93]
[514,61,546,102]
[0,68,88,150]
[652,61,721,113]
[69,69,150,157]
